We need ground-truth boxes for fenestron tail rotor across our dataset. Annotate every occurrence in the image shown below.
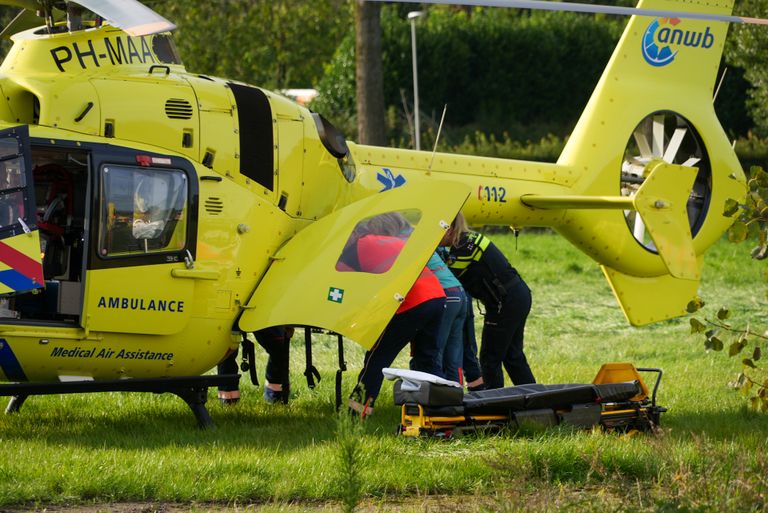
[0,0,175,37]
[370,0,768,26]
[621,112,710,252]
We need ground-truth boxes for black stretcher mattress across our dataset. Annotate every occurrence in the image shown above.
[463,382,641,414]
[395,380,641,416]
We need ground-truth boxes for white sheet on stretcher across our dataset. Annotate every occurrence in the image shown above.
[382,368,462,391]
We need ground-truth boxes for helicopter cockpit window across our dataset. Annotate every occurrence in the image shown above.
[152,34,183,65]
[0,137,28,231]
[98,165,188,257]
[336,209,422,274]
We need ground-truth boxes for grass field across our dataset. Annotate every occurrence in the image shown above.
[1,231,767,512]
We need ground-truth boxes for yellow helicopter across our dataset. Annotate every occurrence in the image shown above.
[0,0,749,423]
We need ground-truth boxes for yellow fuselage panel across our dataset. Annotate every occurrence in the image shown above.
[0,320,239,382]
[82,267,194,335]
[91,75,199,160]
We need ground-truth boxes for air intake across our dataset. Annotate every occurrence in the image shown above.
[204,198,224,215]
[165,98,193,119]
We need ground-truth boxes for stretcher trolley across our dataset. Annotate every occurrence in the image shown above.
[384,363,666,438]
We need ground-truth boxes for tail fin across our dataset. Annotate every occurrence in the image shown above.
[561,0,735,171]
[602,265,701,325]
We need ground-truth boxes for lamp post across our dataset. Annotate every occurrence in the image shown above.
[408,10,424,151]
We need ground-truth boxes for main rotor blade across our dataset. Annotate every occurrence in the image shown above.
[370,0,768,26]
[70,0,175,35]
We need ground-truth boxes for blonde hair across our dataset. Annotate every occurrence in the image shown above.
[443,211,470,247]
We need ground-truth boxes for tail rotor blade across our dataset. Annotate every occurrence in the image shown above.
[663,128,687,163]
[652,115,665,158]
[633,130,653,160]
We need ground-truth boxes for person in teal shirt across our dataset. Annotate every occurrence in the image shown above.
[425,251,467,384]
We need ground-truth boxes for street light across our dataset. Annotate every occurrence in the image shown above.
[408,10,424,151]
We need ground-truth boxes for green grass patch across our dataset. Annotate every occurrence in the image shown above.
[1,232,766,511]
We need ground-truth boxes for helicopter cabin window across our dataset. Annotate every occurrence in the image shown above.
[99,165,188,257]
[0,137,30,233]
[336,210,422,273]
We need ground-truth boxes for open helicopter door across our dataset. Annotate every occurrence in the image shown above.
[0,126,44,296]
[239,181,470,350]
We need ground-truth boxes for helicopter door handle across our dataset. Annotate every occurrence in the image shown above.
[74,102,94,123]
[149,65,171,76]
[171,269,220,281]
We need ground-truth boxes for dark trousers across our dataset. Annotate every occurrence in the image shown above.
[217,349,239,392]
[462,295,483,383]
[254,327,291,386]
[355,297,445,404]
[480,279,535,389]
[218,327,291,392]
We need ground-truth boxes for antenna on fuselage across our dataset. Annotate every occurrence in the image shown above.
[428,104,448,173]
[713,67,728,103]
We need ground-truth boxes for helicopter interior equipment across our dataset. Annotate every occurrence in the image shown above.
[0,0,751,426]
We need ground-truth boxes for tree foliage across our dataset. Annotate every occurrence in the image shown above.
[726,0,768,137]
[690,166,768,412]
[152,0,350,89]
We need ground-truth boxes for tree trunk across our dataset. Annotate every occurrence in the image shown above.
[355,0,386,146]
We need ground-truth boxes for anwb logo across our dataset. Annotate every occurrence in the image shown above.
[641,18,715,67]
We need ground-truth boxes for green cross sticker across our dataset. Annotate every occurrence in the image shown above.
[328,287,344,303]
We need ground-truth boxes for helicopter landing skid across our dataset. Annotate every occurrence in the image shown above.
[0,374,240,429]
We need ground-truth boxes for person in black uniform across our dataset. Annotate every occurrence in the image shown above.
[440,212,535,389]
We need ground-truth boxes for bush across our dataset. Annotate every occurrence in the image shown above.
[734,134,768,170]
[448,132,565,162]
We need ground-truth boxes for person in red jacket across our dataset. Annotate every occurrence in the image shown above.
[342,212,446,417]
